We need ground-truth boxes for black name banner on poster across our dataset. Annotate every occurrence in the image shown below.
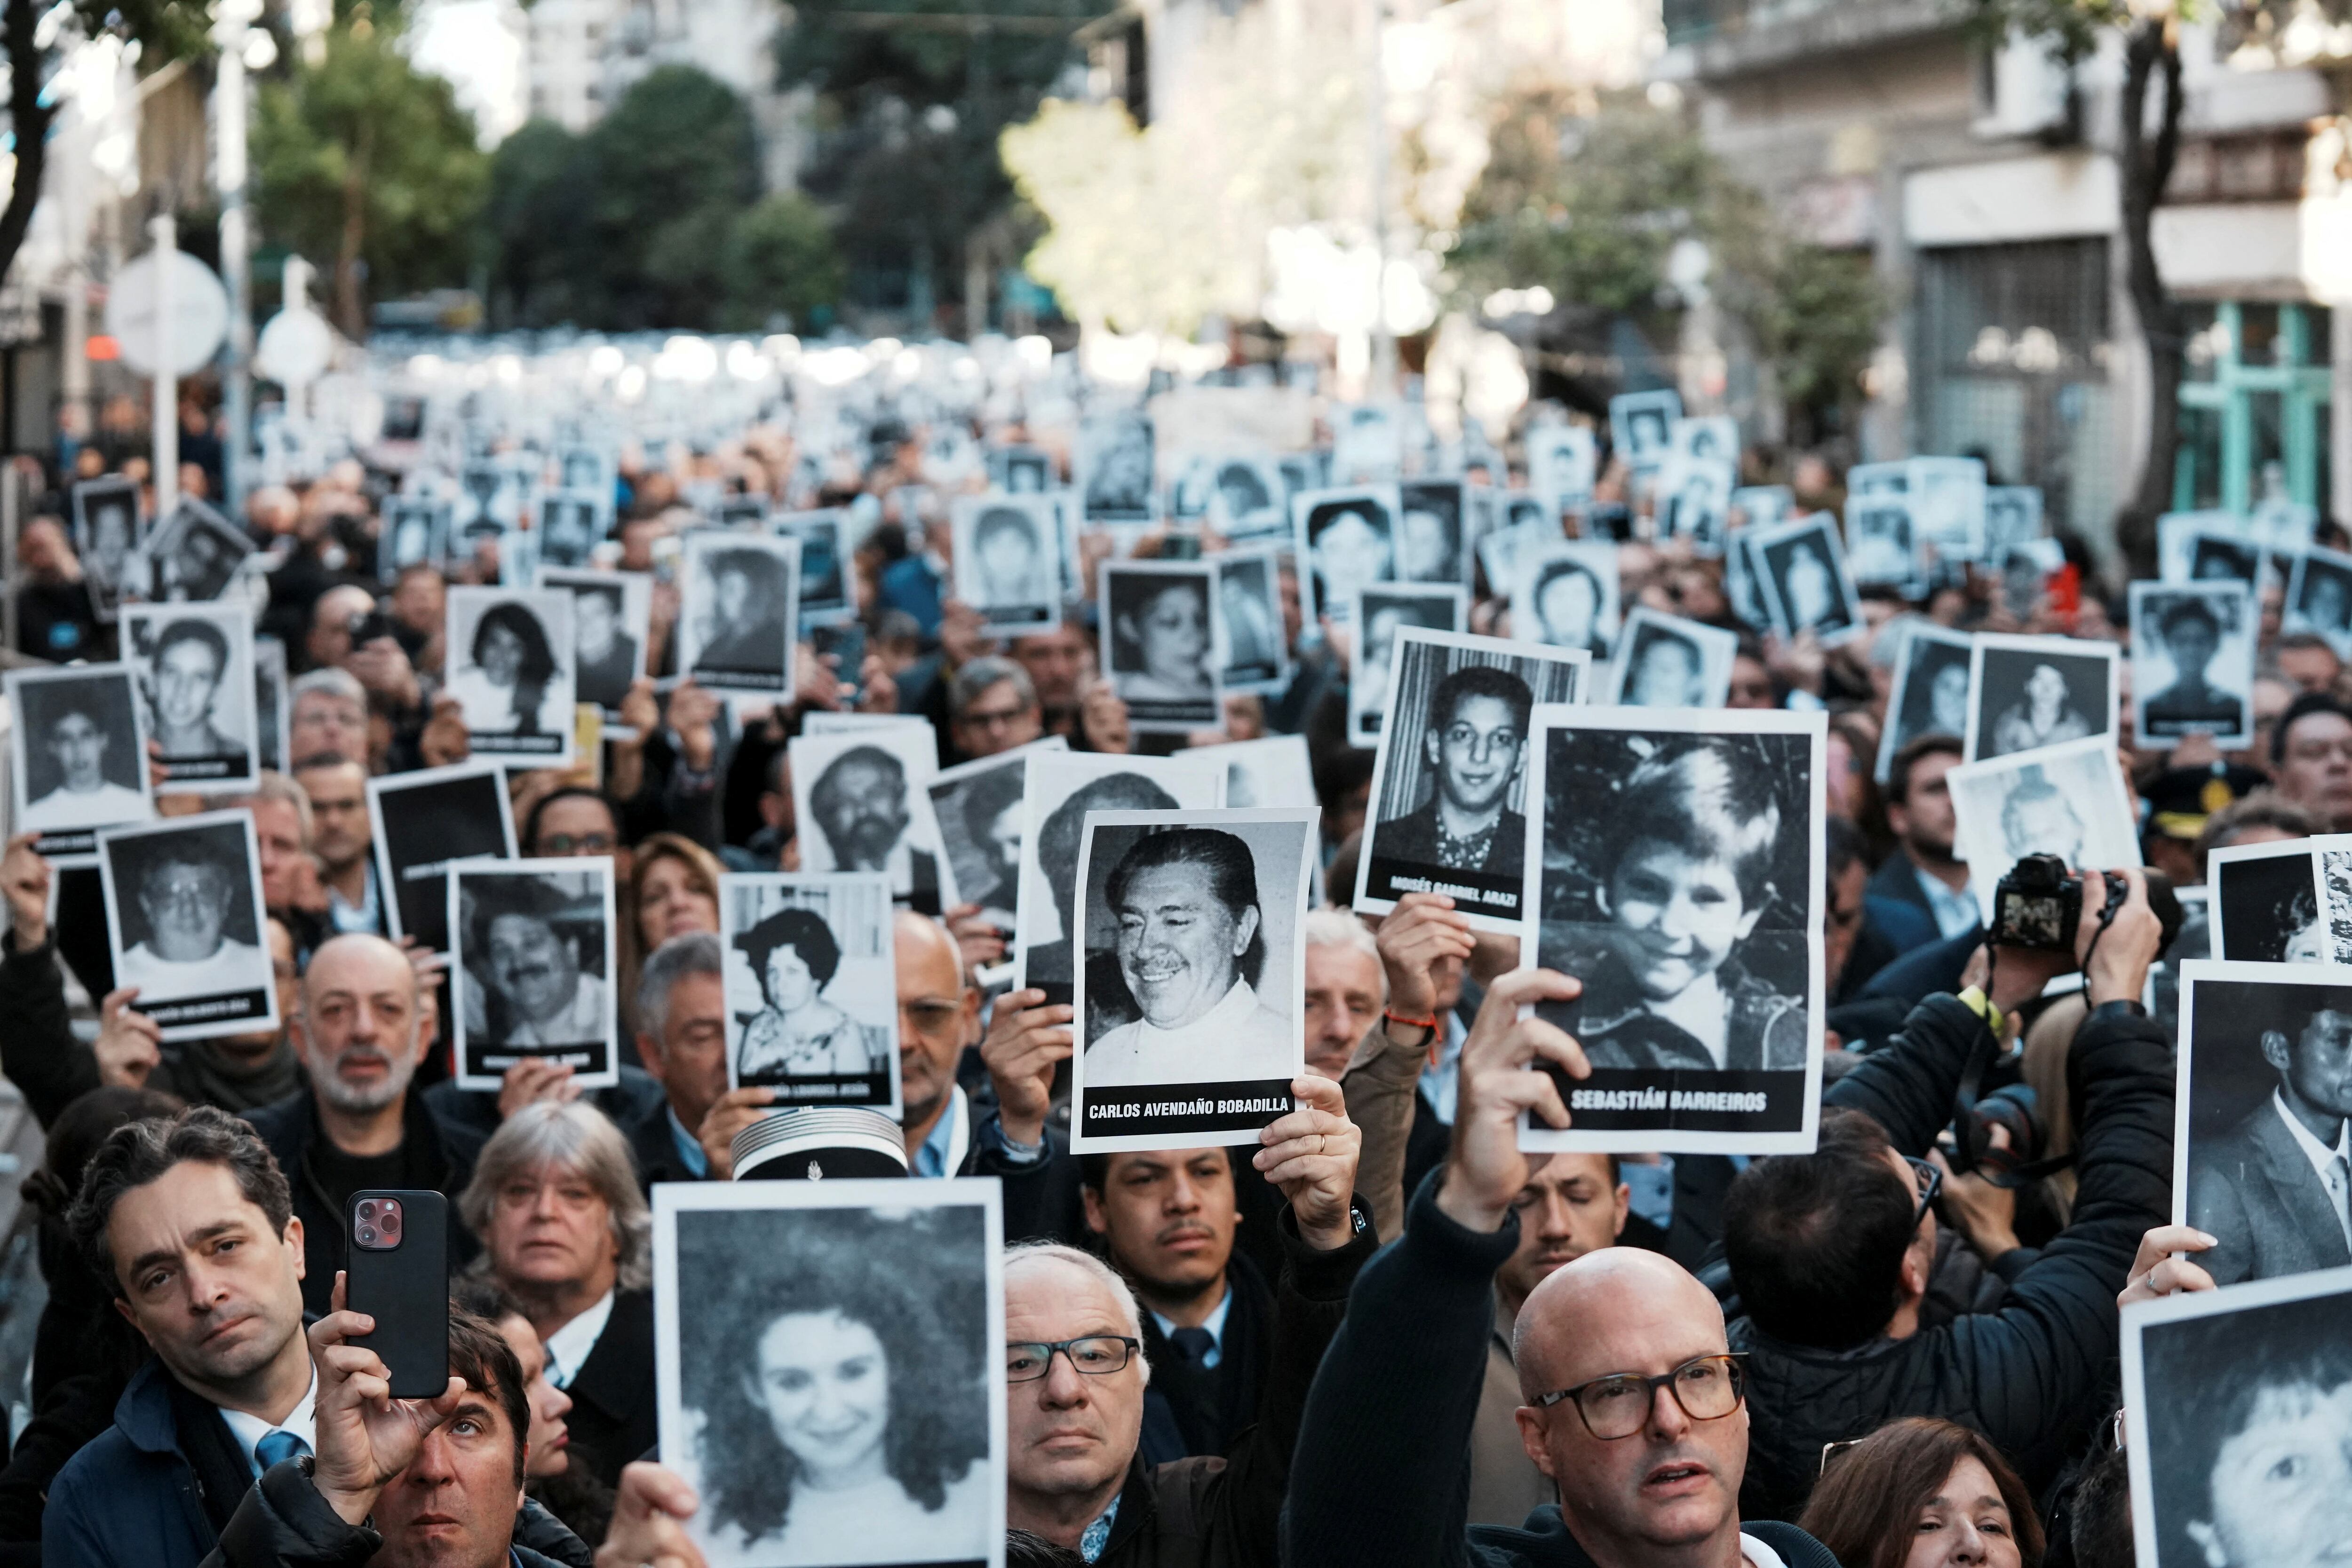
[36,830,97,859]
[1535,1067,1808,1133]
[145,989,270,1029]
[697,666,785,693]
[163,754,239,781]
[1364,854,1522,919]
[1082,1077,1297,1139]
[468,1041,612,1077]
[478,733,562,755]
[1125,698,1216,727]
[764,1072,893,1108]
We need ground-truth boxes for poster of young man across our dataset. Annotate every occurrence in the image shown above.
[2130,582,2256,750]
[1012,751,1226,1008]
[1347,583,1470,749]
[96,810,278,1040]
[7,663,156,862]
[1099,561,1224,733]
[1069,808,1317,1152]
[652,1180,1006,1568]
[1606,609,1737,710]
[1396,479,1472,586]
[677,531,802,695]
[1607,391,1682,472]
[1214,547,1290,694]
[1873,623,1975,783]
[777,509,853,627]
[121,602,260,791]
[1292,484,1401,624]
[538,568,652,726]
[1963,633,2120,762]
[953,495,1061,635]
[534,491,605,571]
[1351,627,1590,933]
[2208,838,2325,964]
[717,872,901,1111]
[1511,541,1620,655]
[144,499,256,602]
[2283,545,2352,657]
[1515,704,1827,1154]
[448,858,620,1089]
[366,761,520,954]
[72,476,146,618]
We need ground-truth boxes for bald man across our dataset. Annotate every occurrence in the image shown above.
[1285,969,1840,1568]
[245,933,488,1315]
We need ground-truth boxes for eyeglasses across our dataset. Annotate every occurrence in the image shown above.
[1532,1353,1748,1440]
[538,833,617,855]
[1904,1154,1941,1231]
[961,705,1034,732]
[1005,1337,1141,1382]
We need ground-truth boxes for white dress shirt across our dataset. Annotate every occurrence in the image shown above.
[218,1367,318,1477]
[541,1287,617,1390]
[2273,1091,2352,1250]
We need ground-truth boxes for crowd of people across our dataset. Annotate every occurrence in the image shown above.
[0,369,2318,1568]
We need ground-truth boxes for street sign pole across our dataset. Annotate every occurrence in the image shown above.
[151,213,178,522]
[215,0,262,522]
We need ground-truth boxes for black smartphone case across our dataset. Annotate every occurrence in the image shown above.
[346,1190,450,1399]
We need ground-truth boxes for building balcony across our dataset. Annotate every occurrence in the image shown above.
[1659,0,1969,79]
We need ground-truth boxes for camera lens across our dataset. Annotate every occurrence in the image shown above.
[380,1212,400,1237]
[357,1201,376,1221]
[357,1226,377,1247]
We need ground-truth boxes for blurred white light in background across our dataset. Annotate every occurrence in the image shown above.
[1015,336,1053,372]
[761,334,803,368]
[407,355,445,378]
[653,335,718,382]
[1480,286,1554,319]
[892,347,923,380]
[491,354,522,385]
[804,346,870,387]
[725,341,770,380]
[615,364,647,402]
[587,345,624,378]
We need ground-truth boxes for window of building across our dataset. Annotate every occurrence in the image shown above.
[2174,300,2332,516]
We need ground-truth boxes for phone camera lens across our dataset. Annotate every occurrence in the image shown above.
[357,1225,378,1247]
[357,1201,377,1220]
[380,1213,400,1237]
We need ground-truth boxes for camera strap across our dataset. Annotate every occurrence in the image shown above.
[1949,994,2078,1190]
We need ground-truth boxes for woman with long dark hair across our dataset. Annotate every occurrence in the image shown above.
[451,601,563,736]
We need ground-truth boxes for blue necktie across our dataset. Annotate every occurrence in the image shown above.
[1168,1327,1216,1366]
[255,1430,310,1472]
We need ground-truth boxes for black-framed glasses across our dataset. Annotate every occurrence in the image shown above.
[1904,1155,1941,1231]
[1532,1353,1748,1440]
[539,832,617,855]
[1005,1337,1141,1383]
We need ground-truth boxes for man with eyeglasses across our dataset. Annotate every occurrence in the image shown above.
[2271,692,2352,830]
[526,786,636,887]
[891,908,1056,1188]
[948,657,1046,763]
[1003,1073,1373,1568]
[1286,968,1835,1568]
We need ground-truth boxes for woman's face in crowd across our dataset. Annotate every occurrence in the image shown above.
[1539,574,1597,647]
[1929,664,1970,734]
[1901,1456,2020,1568]
[1602,838,1759,1001]
[765,940,818,1012]
[2026,663,2066,719]
[749,1310,891,1483]
[2189,1380,2352,1568]
[638,855,718,950]
[1315,512,1391,598]
[481,621,524,687]
[1135,587,1207,683]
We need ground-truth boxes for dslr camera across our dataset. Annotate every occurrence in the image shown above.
[1990,854,2181,955]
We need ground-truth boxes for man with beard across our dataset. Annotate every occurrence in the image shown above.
[247,933,488,1317]
[45,1107,318,1568]
[809,745,940,909]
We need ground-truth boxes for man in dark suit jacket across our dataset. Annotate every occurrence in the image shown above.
[1371,662,1532,883]
[2190,997,2352,1284]
[1867,734,1978,956]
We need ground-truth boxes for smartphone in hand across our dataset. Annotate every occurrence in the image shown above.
[345,1191,450,1399]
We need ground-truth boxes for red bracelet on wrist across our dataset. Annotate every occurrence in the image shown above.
[1384,1009,1440,1033]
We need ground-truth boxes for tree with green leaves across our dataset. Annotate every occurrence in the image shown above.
[253,5,488,336]
[726,192,848,331]
[1976,0,2346,559]
[0,0,211,295]
[1447,93,1882,444]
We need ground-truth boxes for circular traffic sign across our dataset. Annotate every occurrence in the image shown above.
[104,250,230,378]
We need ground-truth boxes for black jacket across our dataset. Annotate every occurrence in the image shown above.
[1728,992,2173,1522]
[1137,1249,1273,1465]
[562,1289,657,1489]
[1285,1175,1842,1568]
[243,1088,489,1319]
[1095,1203,1375,1568]
[196,1458,589,1568]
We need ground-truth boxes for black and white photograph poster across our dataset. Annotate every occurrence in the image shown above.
[366,761,520,954]
[1668,415,1739,468]
[652,1179,1006,1568]
[801,712,941,773]
[1873,622,1975,783]
[444,586,577,767]
[2130,581,2256,750]
[1293,484,1401,624]
[95,810,278,1041]
[1606,609,1738,710]
[1202,453,1288,539]
[254,634,289,776]
[1844,495,1922,594]
[2314,834,2352,965]
[1512,540,1620,655]
[1608,391,1682,471]
[778,509,852,627]
[1981,485,2043,563]
[1099,561,1224,734]
[1214,547,1289,694]
[1905,455,1986,559]
[1515,704,1826,1154]
[1013,751,1225,1007]
[2283,544,2352,657]
[1751,514,1863,646]
[2183,528,2264,587]
[1348,583,1470,748]
[1352,626,1590,933]
[2209,838,2326,964]
[1729,486,1794,533]
[2170,960,2352,1287]
[953,494,1061,635]
[990,443,1053,494]
[788,725,954,913]
[679,531,802,695]
[1963,632,2120,762]
[719,872,900,1111]
[2157,510,2255,584]
[534,492,605,572]
[539,568,652,726]
[1946,735,2140,925]
[145,499,255,602]
[72,475,146,616]
[1526,426,1597,512]
[927,737,1067,937]
[449,859,620,1090]
[1069,808,1316,1152]
[1216,734,1318,811]
[1397,478,1472,586]
[1652,454,1734,556]
[379,496,452,583]
[121,602,260,791]
[6,663,155,861]
[2122,1258,2352,1568]
[1079,409,1156,525]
